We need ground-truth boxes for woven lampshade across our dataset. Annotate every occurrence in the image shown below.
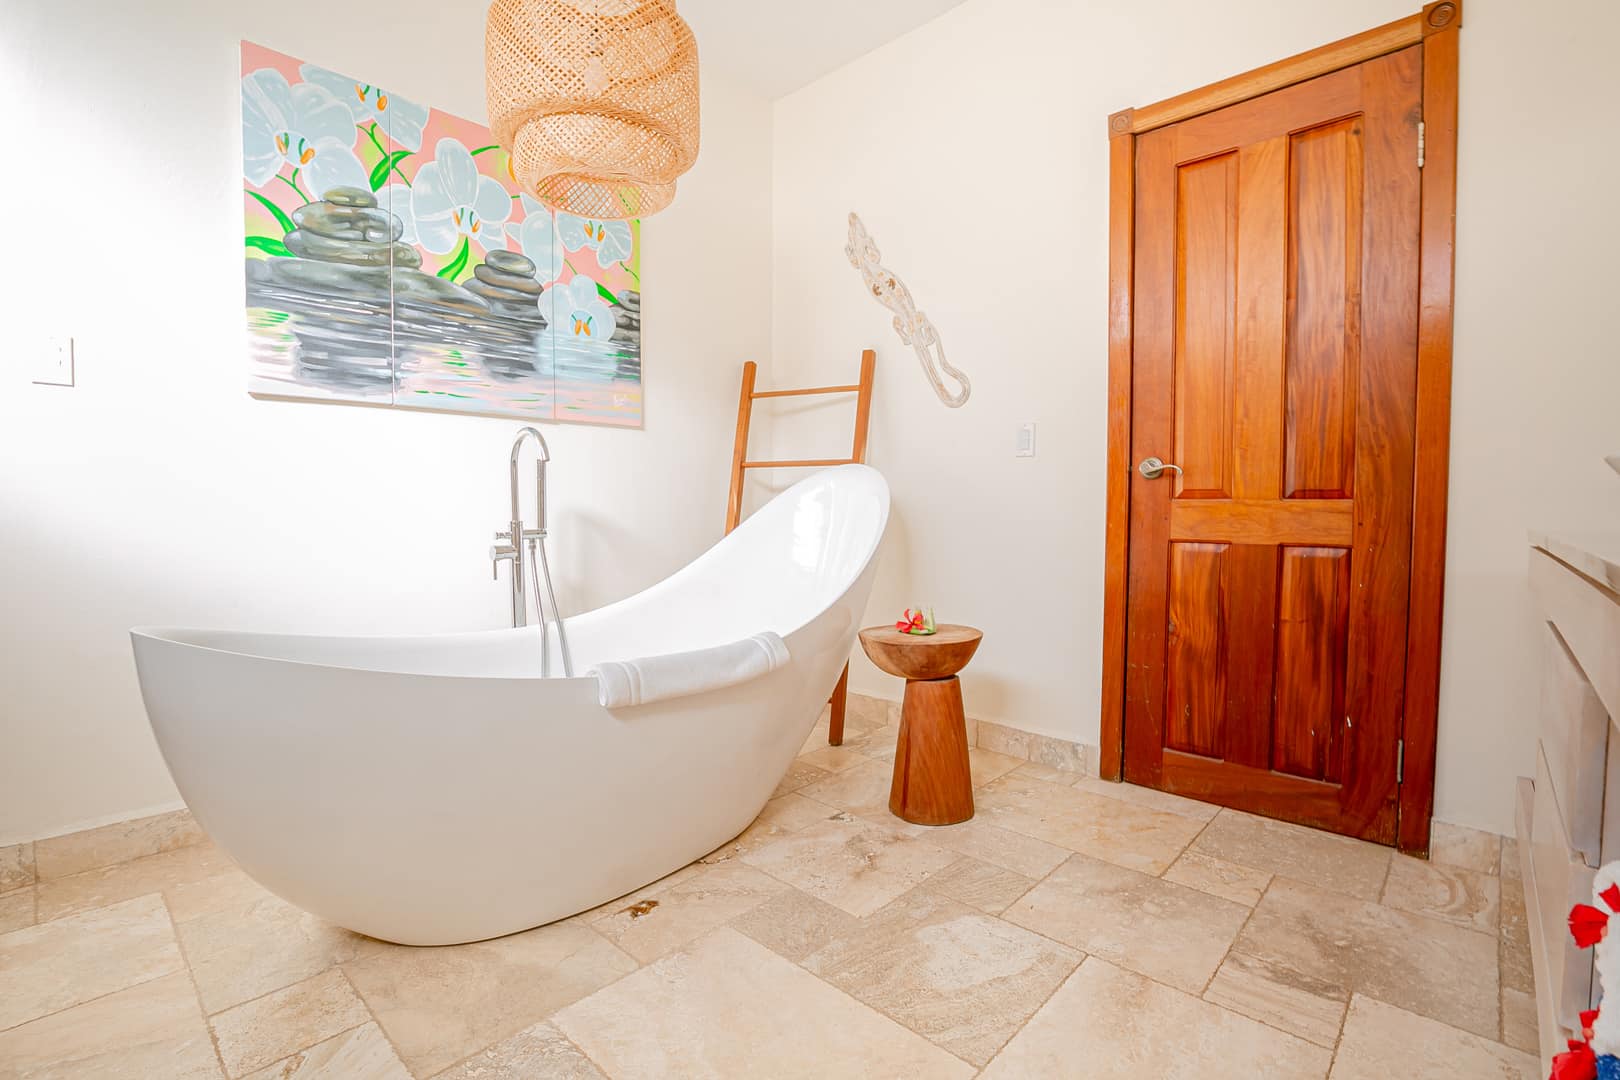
[486,0,700,220]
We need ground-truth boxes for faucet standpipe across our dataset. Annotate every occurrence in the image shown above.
[493,429,573,677]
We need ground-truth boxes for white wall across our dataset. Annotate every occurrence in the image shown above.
[0,1,774,843]
[769,0,1620,835]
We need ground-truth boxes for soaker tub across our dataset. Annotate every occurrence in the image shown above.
[130,464,889,945]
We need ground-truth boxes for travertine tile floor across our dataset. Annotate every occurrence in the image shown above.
[0,703,1540,1078]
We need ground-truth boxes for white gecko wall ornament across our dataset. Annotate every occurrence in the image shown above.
[844,212,971,408]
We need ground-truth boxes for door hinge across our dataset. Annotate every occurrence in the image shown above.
[1396,739,1405,784]
[1417,121,1426,168]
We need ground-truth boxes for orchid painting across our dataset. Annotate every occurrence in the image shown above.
[242,40,643,427]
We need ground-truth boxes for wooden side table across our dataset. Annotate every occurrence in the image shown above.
[858,624,983,826]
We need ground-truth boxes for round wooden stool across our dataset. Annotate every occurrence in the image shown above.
[858,624,983,826]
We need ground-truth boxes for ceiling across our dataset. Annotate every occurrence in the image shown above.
[679,0,971,99]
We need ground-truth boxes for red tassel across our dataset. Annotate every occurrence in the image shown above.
[1550,1039,1596,1080]
[1571,903,1611,948]
[1602,883,1620,913]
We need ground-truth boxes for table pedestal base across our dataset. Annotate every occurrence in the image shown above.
[889,675,974,826]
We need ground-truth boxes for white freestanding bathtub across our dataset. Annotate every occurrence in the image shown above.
[131,465,889,945]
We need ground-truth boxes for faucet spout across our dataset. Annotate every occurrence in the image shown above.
[510,426,551,533]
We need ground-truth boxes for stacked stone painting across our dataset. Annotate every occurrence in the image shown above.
[241,41,643,427]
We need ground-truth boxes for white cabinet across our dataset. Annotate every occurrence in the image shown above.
[1523,535,1620,1068]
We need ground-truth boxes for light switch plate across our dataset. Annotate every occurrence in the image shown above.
[1015,421,1037,458]
[32,337,74,387]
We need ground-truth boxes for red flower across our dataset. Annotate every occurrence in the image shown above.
[1571,903,1611,948]
[1550,1038,1596,1080]
[896,609,924,633]
[1602,883,1620,912]
[1582,1009,1600,1041]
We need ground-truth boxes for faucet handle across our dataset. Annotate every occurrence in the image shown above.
[490,543,517,580]
[495,530,512,541]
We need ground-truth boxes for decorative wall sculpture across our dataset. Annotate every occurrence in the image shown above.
[845,212,970,408]
[242,41,644,427]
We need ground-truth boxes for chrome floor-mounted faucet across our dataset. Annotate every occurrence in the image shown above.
[492,427,574,677]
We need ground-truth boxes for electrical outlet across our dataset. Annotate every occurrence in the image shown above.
[32,337,74,387]
[1015,422,1037,458]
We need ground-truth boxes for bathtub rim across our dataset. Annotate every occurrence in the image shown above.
[129,463,890,683]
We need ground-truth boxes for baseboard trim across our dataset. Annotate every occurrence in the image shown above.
[846,691,1096,778]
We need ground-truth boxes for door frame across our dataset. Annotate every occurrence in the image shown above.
[1098,1,1461,856]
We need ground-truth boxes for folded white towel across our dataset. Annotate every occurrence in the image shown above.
[590,632,791,709]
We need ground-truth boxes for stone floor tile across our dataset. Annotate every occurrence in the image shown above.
[554,927,975,1079]
[1501,986,1538,1054]
[1429,821,1501,875]
[343,919,636,1077]
[968,748,1024,788]
[801,889,1080,1065]
[976,772,1205,875]
[1070,777,1221,822]
[1164,850,1272,907]
[34,840,236,922]
[0,893,182,1030]
[577,863,707,921]
[241,1022,410,1080]
[1499,870,1534,993]
[798,757,896,813]
[1236,877,1499,1038]
[0,971,220,1079]
[740,813,957,917]
[922,856,1037,915]
[981,957,1330,1079]
[773,758,834,798]
[34,809,207,880]
[1329,994,1537,1079]
[1382,853,1500,933]
[208,968,369,1077]
[1501,837,1524,882]
[1191,810,1390,900]
[1003,853,1249,993]
[428,1020,605,1080]
[729,885,861,964]
[171,869,368,1014]
[592,862,788,963]
[0,886,35,934]
[915,816,1071,880]
[699,792,836,866]
[799,745,873,774]
[1010,762,1081,786]
[1203,951,1347,1048]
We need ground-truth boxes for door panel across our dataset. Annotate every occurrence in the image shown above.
[1273,546,1351,781]
[1124,46,1422,842]
[1172,154,1237,500]
[1286,118,1363,500]
[1165,542,1227,757]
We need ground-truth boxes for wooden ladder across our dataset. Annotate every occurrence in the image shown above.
[726,349,876,746]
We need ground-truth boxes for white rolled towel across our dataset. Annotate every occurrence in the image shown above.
[590,632,791,709]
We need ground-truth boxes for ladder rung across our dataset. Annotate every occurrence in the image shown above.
[751,384,861,399]
[740,458,852,470]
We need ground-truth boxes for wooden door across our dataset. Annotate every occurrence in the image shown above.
[1122,47,1422,843]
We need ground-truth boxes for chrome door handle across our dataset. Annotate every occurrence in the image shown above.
[1138,457,1183,480]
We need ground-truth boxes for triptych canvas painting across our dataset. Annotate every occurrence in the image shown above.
[241,41,644,427]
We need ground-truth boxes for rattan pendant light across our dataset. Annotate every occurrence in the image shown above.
[486,0,700,220]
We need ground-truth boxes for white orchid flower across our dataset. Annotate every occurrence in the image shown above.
[558,212,633,266]
[241,68,368,199]
[504,195,562,281]
[298,63,430,151]
[410,138,512,255]
[549,275,618,344]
